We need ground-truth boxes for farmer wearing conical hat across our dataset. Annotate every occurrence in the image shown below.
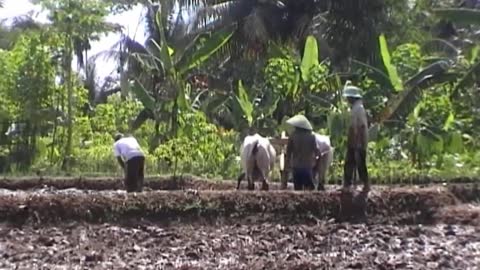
[113,132,145,193]
[343,85,370,192]
[285,115,320,190]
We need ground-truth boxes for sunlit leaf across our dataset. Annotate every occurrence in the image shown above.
[235,80,253,126]
[300,35,319,82]
[379,34,403,91]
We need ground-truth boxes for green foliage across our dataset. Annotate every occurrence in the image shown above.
[152,112,238,178]
[1,1,480,181]
[391,43,422,79]
[264,58,298,97]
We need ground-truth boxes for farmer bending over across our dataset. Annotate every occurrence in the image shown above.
[113,133,145,192]
[285,115,320,190]
[343,85,370,192]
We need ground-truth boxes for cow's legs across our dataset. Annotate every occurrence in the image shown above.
[247,173,255,190]
[260,169,269,191]
[237,172,245,190]
[317,156,329,191]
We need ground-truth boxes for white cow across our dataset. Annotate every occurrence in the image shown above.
[237,133,276,190]
[313,133,334,191]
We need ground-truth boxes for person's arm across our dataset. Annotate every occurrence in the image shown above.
[117,157,125,169]
[285,138,293,170]
[113,144,125,169]
[355,112,368,149]
[347,118,356,148]
[313,136,321,157]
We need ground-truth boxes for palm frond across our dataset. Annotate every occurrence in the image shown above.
[90,43,123,63]
[164,0,249,50]
[9,15,43,31]
[145,3,161,42]
[422,39,459,60]
[73,37,91,69]
[84,58,98,103]
[433,8,480,26]
[324,0,385,65]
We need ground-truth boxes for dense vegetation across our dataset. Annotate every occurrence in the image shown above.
[0,0,479,182]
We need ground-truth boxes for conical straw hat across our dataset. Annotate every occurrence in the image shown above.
[286,115,313,131]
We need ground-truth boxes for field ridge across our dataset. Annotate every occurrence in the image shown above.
[0,176,478,226]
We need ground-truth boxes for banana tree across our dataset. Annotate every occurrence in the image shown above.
[354,34,458,131]
[124,4,233,150]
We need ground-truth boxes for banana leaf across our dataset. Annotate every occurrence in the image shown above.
[154,11,174,74]
[300,35,319,82]
[176,28,234,75]
[375,61,454,125]
[379,34,403,91]
[235,80,254,126]
[131,80,155,111]
[422,39,459,59]
[433,8,480,25]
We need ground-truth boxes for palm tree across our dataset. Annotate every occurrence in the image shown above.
[0,14,45,50]
[95,1,239,150]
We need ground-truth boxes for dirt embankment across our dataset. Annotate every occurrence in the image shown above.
[0,187,477,226]
[0,175,478,191]
[0,175,237,191]
[0,176,478,226]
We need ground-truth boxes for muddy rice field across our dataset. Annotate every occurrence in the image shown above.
[0,175,479,269]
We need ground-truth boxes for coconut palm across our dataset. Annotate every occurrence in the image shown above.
[0,14,45,50]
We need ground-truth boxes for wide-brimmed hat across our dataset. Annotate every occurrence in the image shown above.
[286,115,313,131]
[342,85,363,98]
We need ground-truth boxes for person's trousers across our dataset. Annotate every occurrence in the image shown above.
[343,147,369,187]
[125,156,145,192]
[293,167,314,191]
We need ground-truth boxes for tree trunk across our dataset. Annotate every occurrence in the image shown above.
[149,120,161,153]
[62,37,74,172]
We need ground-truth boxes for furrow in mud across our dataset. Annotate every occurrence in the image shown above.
[1,222,480,270]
